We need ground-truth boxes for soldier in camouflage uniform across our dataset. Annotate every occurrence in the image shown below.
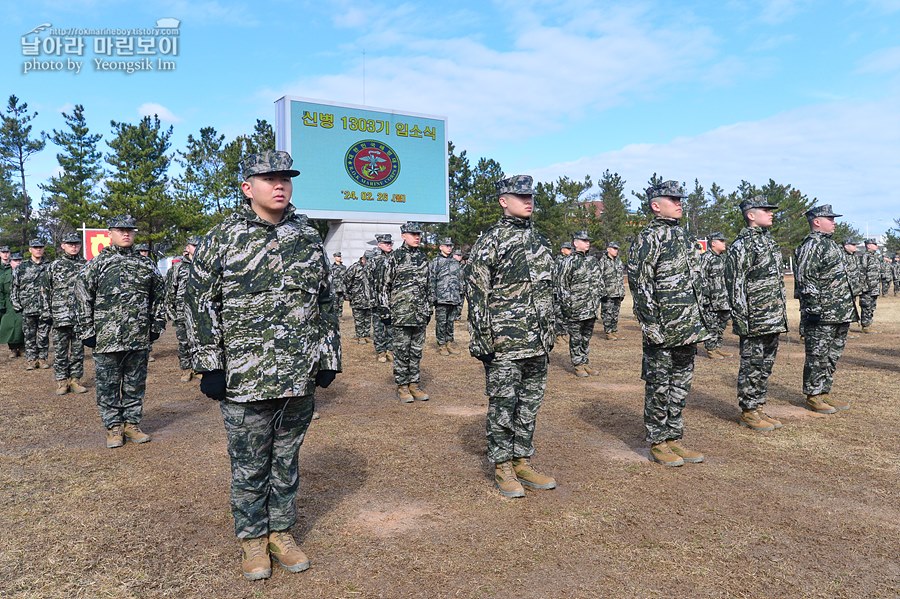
[344,250,375,343]
[165,237,199,382]
[893,255,900,296]
[330,252,347,317]
[42,233,88,395]
[134,243,159,363]
[598,241,625,340]
[553,242,573,338]
[858,239,881,333]
[725,196,788,432]
[467,174,557,499]
[556,231,603,377]
[429,237,465,356]
[0,251,25,358]
[75,215,166,448]
[880,255,893,296]
[368,234,395,362]
[12,239,51,370]
[699,232,732,359]
[379,221,433,402]
[185,150,340,581]
[794,205,857,414]
[841,240,864,297]
[627,181,709,467]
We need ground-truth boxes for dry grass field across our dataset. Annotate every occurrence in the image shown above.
[1,279,898,598]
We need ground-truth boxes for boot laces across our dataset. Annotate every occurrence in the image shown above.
[272,531,298,551]
[245,537,268,558]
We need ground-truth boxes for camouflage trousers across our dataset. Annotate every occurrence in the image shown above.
[485,355,548,463]
[567,317,596,366]
[51,325,84,381]
[859,292,878,327]
[737,333,780,411]
[22,314,50,361]
[895,278,900,295]
[174,319,191,370]
[803,323,850,396]
[554,301,567,336]
[391,325,426,385]
[703,309,731,351]
[600,297,623,333]
[641,343,695,444]
[93,349,149,428]
[220,395,315,539]
[373,315,394,353]
[881,280,892,296]
[350,306,372,339]
[335,293,345,317]
[434,303,461,346]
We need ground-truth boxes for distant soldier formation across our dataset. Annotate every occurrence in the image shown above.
[3,150,895,581]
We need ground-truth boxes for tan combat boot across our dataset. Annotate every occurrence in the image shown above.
[666,440,705,463]
[861,325,879,334]
[740,409,775,432]
[706,348,724,360]
[147,353,156,362]
[268,530,310,573]
[757,408,783,429]
[511,457,557,490]
[397,385,414,403]
[494,461,525,498]
[715,348,734,358]
[240,536,272,581]
[583,363,600,376]
[822,393,850,411]
[438,344,450,356]
[408,382,429,401]
[649,442,684,467]
[123,423,151,444]
[25,360,37,371]
[55,380,69,395]
[377,352,388,363]
[806,394,837,414]
[447,342,461,355]
[605,332,618,340]
[7,349,17,359]
[69,378,88,393]
[363,337,372,344]
[106,424,124,449]
[180,369,194,383]
[39,360,50,369]
[574,365,589,378]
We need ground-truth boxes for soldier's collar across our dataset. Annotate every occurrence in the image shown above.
[501,215,532,228]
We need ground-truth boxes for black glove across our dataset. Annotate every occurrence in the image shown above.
[82,335,96,348]
[315,370,337,388]
[475,352,495,365]
[804,312,822,326]
[199,369,227,401]
[149,330,161,342]
[381,316,392,326]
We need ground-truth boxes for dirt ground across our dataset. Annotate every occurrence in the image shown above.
[1,280,898,599]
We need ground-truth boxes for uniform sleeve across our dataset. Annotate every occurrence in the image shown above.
[74,260,97,340]
[378,254,394,315]
[150,266,167,334]
[725,241,750,337]
[184,235,225,372]
[627,232,664,345]
[315,247,342,373]
[556,255,574,318]
[794,239,822,315]
[465,234,496,357]
[40,263,53,320]
[10,268,22,313]
[164,264,177,321]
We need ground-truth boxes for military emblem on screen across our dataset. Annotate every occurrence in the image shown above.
[344,140,401,188]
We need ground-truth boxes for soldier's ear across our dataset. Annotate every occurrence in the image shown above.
[240,180,253,199]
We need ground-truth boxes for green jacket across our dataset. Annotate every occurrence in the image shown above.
[725,226,788,337]
[0,266,24,345]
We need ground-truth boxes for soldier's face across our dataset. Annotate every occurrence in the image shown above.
[866,243,877,251]
[439,244,452,256]
[574,238,590,252]
[844,244,857,253]
[710,239,726,253]
[378,242,393,253]
[0,250,9,263]
[652,196,682,219]
[334,256,342,263]
[453,253,462,262]
[813,216,835,234]
[402,232,422,247]
[29,246,44,258]
[750,207,775,227]
[109,228,135,248]
[561,248,572,256]
[242,173,293,221]
[10,259,21,269]
[61,242,81,256]
[185,244,196,257]
[499,193,533,218]
[607,247,619,258]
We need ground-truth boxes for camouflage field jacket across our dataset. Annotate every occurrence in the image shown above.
[725,226,788,337]
[842,250,863,297]
[42,253,86,327]
[164,255,191,322]
[344,261,374,309]
[379,243,433,326]
[556,250,602,321]
[699,250,731,311]
[11,258,48,315]
[598,253,625,298]
[429,253,464,306]
[794,231,857,324]
[331,262,348,295]
[860,250,881,296]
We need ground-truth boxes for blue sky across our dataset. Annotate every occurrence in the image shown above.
[4,0,900,236]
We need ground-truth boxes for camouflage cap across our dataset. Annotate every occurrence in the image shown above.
[864,238,878,245]
[607,241,620,249]
[364,248,378,259]
[28,239,45,248]
[61,232,82,244]
[0,246,9,252]
[401,221,424,234]
[646,180,686,201]
[495,174,535,196]
[560,241,573,250]
[108,214,138,229]
[739,195,780,212]
[10,252,23,260]
[708,231,726,242]
[439,237,454,246]
[375,233,393,244]
[572,230,591,241]
[805,204,842,219]
[135,243,150,252]
[453,248,463,256]
[241,150,300,180]
[185,236,201,247]
[843,238,859,246]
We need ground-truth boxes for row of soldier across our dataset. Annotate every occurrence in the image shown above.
[0,150,890,581]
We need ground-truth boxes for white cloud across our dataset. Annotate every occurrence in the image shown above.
[137,102,181,123]
[56,103,76,114]
[857,46,900,74]
[529,97,900,234]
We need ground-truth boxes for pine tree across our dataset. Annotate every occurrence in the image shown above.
[533,175,593,246]
[596,169,631,246]
[173,126,228,235]
[0,95,46,248]
[454,157,504,246]
[683,178,708,237]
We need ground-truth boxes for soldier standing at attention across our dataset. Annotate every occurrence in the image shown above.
[841,240,864,298]
[330,252,347,317]
[467,175,557,498]
[628,181,708,467]
[858,239,881,333]
[368,234,394,362]
[0,252,25,358]
[557,230,602,377]
[794,205,857,414]
[881,255,894,296]
[0,245,10,269]
[553,241,573,340]
[430,237,465,356]
[699,232,732,359]
[893,255,900,296]
[42,233,89,395]
[135,242,159,362]
[185,151,340,581]
[344,250,375,343]
[725,196,788,433]
[75,215,166,448]
[598,241,625,340]
[380,221,433,402]
[12,239,52,370]
[165,237,199,382]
